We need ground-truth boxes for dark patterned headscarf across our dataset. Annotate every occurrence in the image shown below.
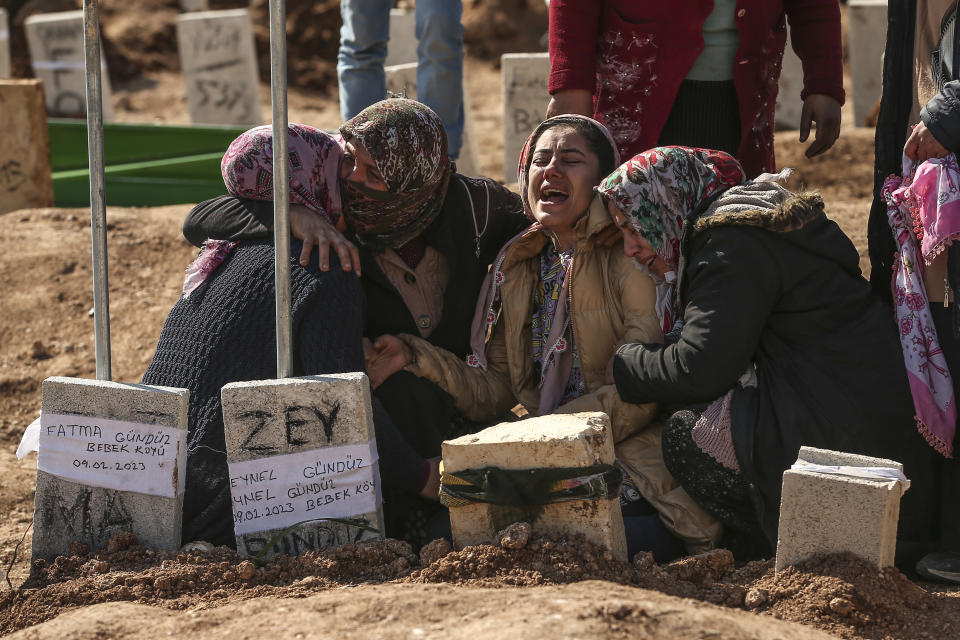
[339,98,455,249]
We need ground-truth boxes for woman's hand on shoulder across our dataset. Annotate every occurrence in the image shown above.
[289,204,361,276]
[366,334,414,388]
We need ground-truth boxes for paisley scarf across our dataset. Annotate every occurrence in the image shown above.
[183,123,342,298]
[339,98,455,250]
[595,146,746,334]
[883,154,960,458]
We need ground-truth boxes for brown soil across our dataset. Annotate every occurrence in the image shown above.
[1,1,959,638]
[0,530,956,639]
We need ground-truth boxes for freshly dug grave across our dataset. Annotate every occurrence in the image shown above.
[0,528,956,640]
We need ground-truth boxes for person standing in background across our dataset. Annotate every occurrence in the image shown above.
[868,0,960,584]
[338,0,465,160]
[545,0,844,178]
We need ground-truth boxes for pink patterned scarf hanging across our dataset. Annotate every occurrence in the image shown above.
[883,155,960,458]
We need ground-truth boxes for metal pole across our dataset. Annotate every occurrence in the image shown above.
[269,0,292,378]
[82,0,111,381]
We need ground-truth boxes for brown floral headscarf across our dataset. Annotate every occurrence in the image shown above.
[339,98,455,249]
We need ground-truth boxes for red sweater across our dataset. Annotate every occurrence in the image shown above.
[548,0,845,177]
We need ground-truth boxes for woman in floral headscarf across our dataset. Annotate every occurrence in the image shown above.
[142,124,430,547]
[369,117,723,561]
[601,146,939,565]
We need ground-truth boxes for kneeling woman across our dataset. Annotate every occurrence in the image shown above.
[600,146,939,562]
[370,116,721,560]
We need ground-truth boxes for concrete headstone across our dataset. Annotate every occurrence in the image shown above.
[775,446,909,572]
[849,0,888,126]
[775,33,804,130]
[24,10,114,119]
[385,9,417,67]
[0,80,54,213]
[221,374,383,560]
[384,62,479,176]
[176,9,262,125]
[33,377,189,562]
[0,8,11,78]
[501,52,550,181]
[442,412,628,562]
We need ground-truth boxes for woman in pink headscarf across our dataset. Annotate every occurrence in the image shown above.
[142,124,432,548]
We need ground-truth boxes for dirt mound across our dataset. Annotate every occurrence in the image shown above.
[3,524,954,640]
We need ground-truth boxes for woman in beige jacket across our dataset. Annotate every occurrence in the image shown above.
[370,115,720,559]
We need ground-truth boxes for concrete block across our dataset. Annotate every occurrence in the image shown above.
[221,373,383,559]
[181,0,210,11]
[33,377,189,562]
[501,52,550,181]
[385,9,417,67]
[849,0,888,126]
[775,446,908,572]
[0,8,11,78]
[24,10,114,119]
[442,412,627,562]
[176,9,262,125]
[384,62,479,176]
[775,32,804,130]
[0,79,54,214]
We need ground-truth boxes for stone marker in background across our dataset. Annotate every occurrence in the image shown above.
[442,412,628,562]
[176,9,262,125]
[385,9,417,67]
[222,374,383,560]
[0,8,11,78]
[0,80,54,214]
[501,52,550,181]
[849,0,888,126]
[775,446,909,572]
[33,377,189,562]
[385,62,479,176]
[24,10,115,119]
[775,33,804,130]
[181,0,210,11]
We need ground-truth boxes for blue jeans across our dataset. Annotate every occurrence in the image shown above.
[337,0,464,159]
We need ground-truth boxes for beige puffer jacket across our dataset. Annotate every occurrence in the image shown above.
[399,195,722,553]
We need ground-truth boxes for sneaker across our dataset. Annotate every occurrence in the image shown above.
[916,551,960,583]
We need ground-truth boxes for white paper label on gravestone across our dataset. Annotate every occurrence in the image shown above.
[229,441,380,536]
[38,412,185,498]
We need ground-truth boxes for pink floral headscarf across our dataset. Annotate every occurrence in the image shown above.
[221,123,343,225]
[883,154,960,458]
[182,123,343,298]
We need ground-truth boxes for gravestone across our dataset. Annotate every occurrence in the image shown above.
[0,8,11,78]
[181,0,210,11]
[775,446,909,572]
[24,10,115,119]
[775,33,804,130]
[176,9,262,125]
[385,8,417,67]
[849,0,888,126]
[442,412,628,562]
[32,377,189,562]
[221,374,383,560]
[385,62,479,176]
[0,80,54,213]
[501,52,550,181]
